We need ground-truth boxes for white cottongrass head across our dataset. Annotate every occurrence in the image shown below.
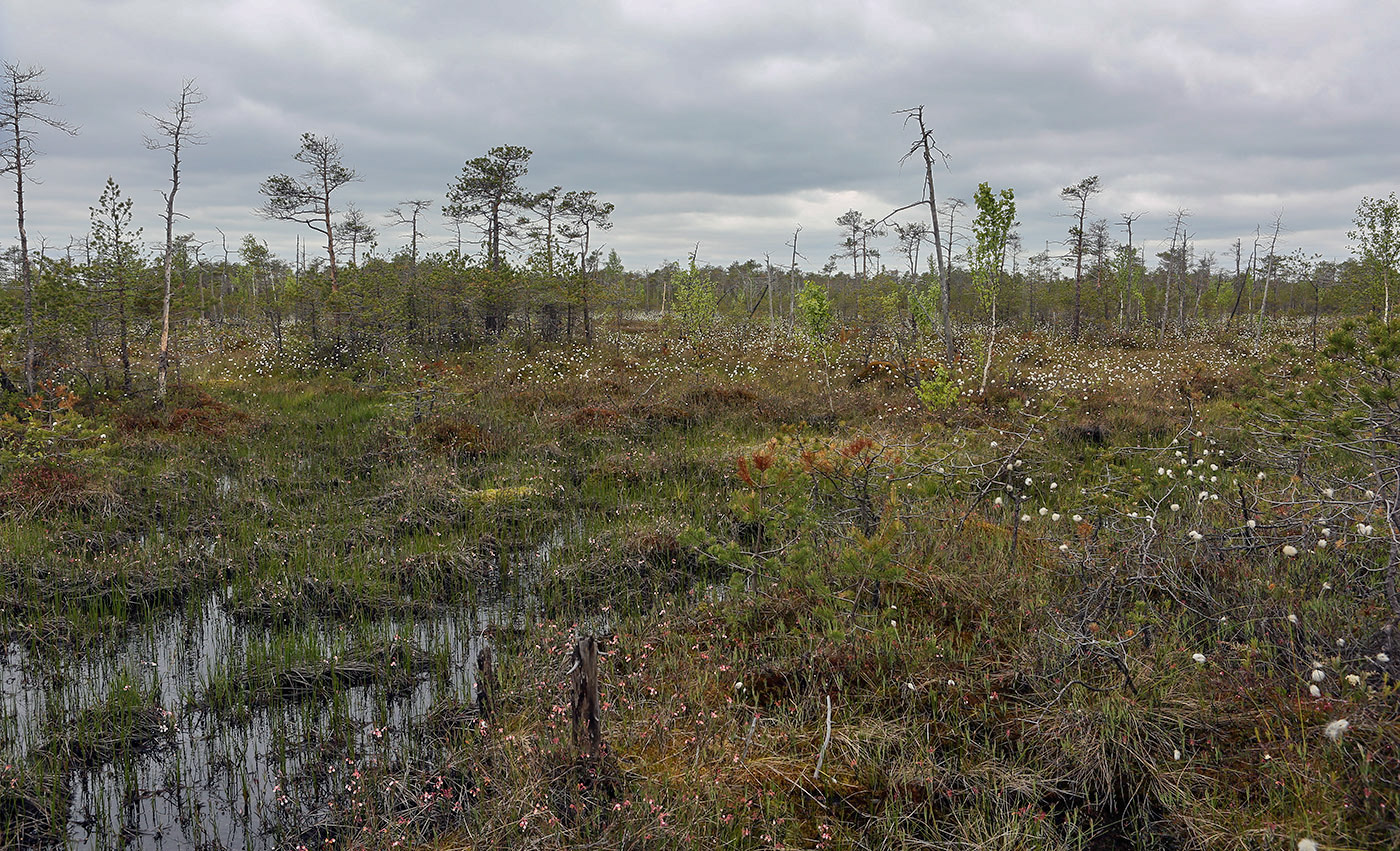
[1282,544,1299,557]
[1377,652,1391,663]
[1311,668,1326,683]
[1297,839,1318,851]
[1323,719,1350,741]
[1191,652,1207,665]
[1309,684,1322,698]
[1345,674,1361,686]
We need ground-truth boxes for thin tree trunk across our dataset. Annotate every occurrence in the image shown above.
[898,107,951,363]
[117,278,131,395]
[1256,217,1282,340]
[13,121,34,394]
[980,295,996,396]
[157,131,183,402]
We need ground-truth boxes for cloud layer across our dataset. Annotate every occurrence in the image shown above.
[4,0,1396,271]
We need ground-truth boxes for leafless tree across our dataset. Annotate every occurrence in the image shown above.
[1255,214,1284,340]
[388,199,433,278]
[787,224,804,325]
[145,80,204,403]
[1,63,77,393]
[889,106,951,362]
[942,197,966,281]
[1157,209,1188,343]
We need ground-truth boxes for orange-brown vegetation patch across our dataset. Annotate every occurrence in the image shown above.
[117,387,250,437]
[414,415,499,456]
[0,462,92,513]
[570,406,622,429]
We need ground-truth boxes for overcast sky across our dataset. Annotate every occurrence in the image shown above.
[3,0,1397,274]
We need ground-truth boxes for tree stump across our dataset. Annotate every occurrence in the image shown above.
[570,635,602,756]
[476,643,498,720]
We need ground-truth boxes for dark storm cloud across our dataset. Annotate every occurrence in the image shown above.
[3,0,1396,270]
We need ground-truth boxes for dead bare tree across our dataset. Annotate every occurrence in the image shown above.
[388,198,433,275]
[1255,214,1283,341]
[1118,211,1145,330]
[145,80,204,403]
[1225,234,1259,332]
[787,224,804,326]
[1157,210,1188,344]
[1,63,77,394]
[943,197,967,282]
[889,106,951,363]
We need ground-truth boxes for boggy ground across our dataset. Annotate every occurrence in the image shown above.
[1,320,1397,850]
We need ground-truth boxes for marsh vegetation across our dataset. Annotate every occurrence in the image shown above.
[0,314,1397,850]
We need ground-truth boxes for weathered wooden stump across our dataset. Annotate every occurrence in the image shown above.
[569,634,602,756]
[476,643,498,720]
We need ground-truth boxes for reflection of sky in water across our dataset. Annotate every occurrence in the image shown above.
[0,525,570,850]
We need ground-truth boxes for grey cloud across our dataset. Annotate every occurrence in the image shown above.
[2,0,1396,271]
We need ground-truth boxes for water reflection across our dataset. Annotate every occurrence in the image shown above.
[0,526,569,850]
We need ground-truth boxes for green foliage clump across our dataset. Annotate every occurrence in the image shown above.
[0,382,111,468]
[915,364,960,411]
[671,260,717,338]
[796,279,833,342]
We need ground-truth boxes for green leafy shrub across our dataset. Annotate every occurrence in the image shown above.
[916,364,960,412]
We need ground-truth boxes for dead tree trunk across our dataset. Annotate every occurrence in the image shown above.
[569,634,602,756]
